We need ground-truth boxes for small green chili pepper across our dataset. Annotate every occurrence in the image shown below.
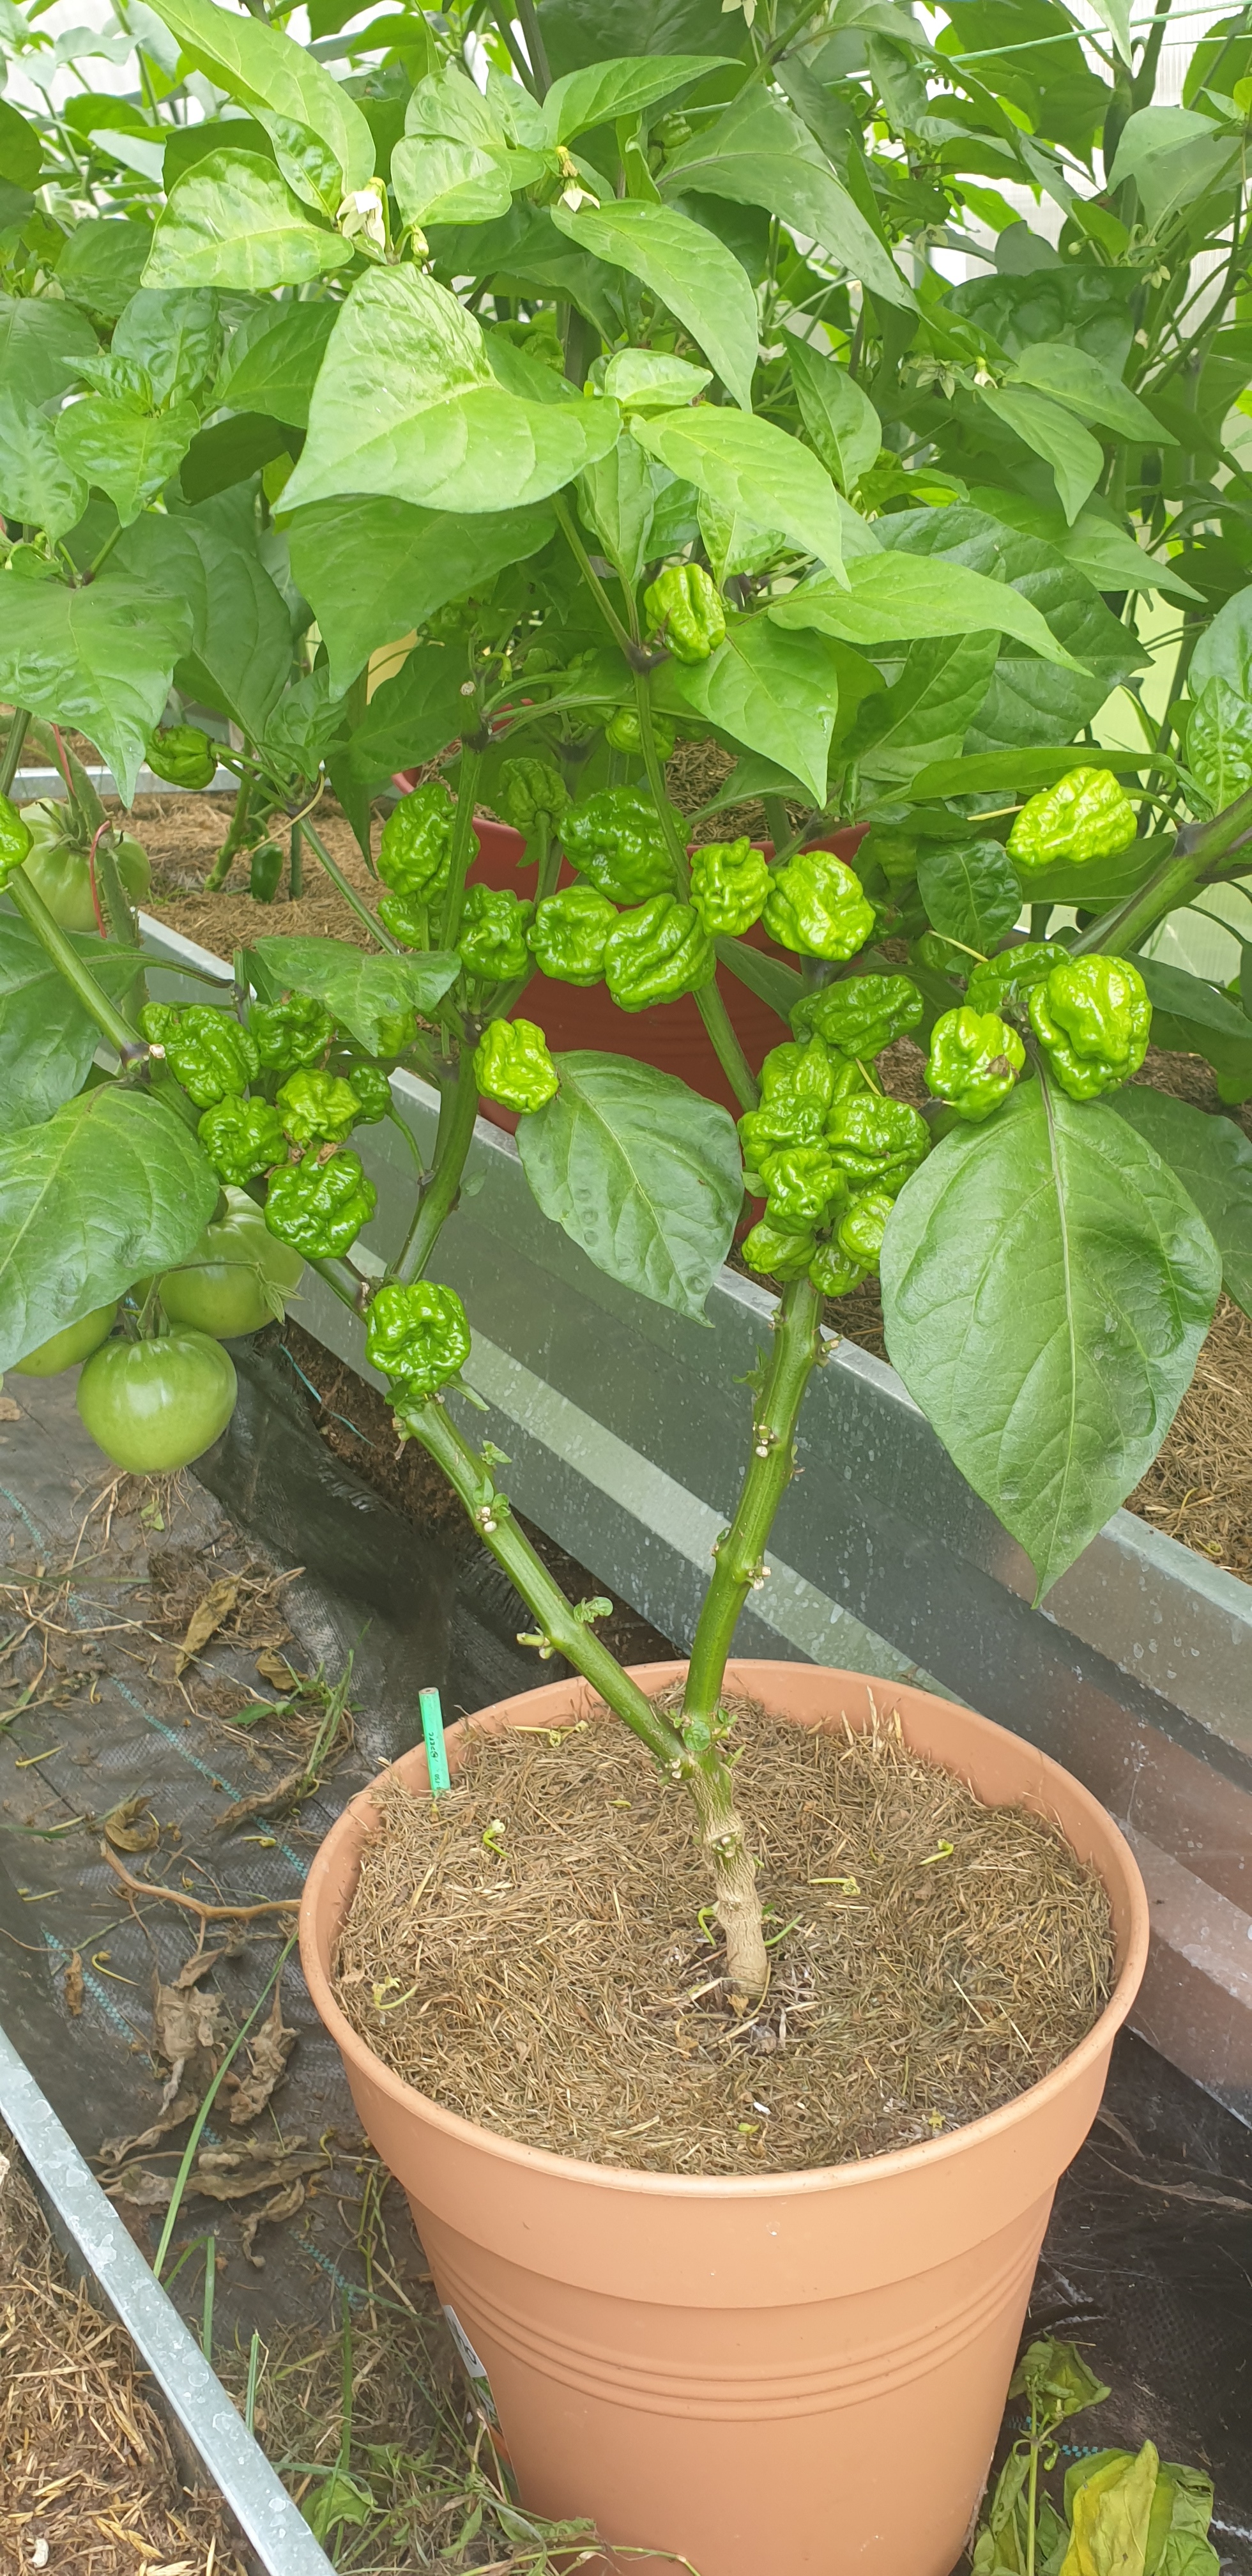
[808,1243,867,1297]
[925,1006,1025,1123]
[643,562,726,663]
[457,883,534,984]
[498,758,568,835]
[825,1094,931,1185]
[276,1070,362,1145]
[689,837,770,938]
[1007,766,1136,870]
[264,1150,377,1257]
[250,994,335,1071]
[605,707,676,760]
[146,726,217,791]
[561,786,679,905]
[603,895,714,1012]
[742,1216,819,1279]
[793,972,924,1060]
[365,1278,471,1396]
[141,1004,259,1108]
[198,1096,286,1186]
[837,1188,896,1273]
[763,852,876,962]
[528,884,618,985]
[1028,954,1151,1100]
[378,782,456,900]
[473,1016,559,1114]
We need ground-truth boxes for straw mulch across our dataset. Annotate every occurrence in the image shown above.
[333,1701,1113,2177]
[1129,1293,1252,1582]
[0,2127,246,2575]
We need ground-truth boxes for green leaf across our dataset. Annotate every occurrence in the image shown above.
[114,506,293,737]
[283,266,620,517]
[56,394,199,527]
[848,631,1002,785]
[550,198,759,411]
[0,96,44,190]
[344,641,472,787]
[517,1051,742,1321]
[1106,107,1238,226]
[1004,834,1170,909]
[917,838,1021,949]
[1189,581,1252,697]
[145,151,354,292]
[911,747,1159,799]
[786,334,880,494]
[113,286,221,408]
[545,52,728,142]
[772,551,1086,670]
[0,1088,218,1372]
[0,916,144,1130]
[655,612,841,805]
[1083,0,1133,63]
[0,388,88,544]
[977,382,1103,523]
[146,0,375,198]
[0,292,98,406]
[632,405,844,572]
[1136,958,1252,1103]
[391,136,514,231]
[179,410,294,503]
[247,936,459,1054]
[714,934,802,1024]
[1009,341,1172,445]
[661,88,914,314]
[211,298,336,429]
[576,434,660,587]
[1186,677,1252,814]
[0,572,191,803]
[288,496,554,694]
[880,1080,1221,1597]
[1108,1087,1252,1319]
[56,220,154,321]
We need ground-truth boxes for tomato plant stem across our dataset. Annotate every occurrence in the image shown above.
[6,871,143,1058]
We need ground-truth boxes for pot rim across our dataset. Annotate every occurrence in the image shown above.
[300,1658,1149,2203]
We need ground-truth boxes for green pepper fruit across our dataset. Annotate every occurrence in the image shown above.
[528,884,618,985]
[365,1278,471,1397]
[498,757,568,835]
[146,725,217,791]
[604,894,715,1012]
[837,1188,896,1273]
[249,840,284,903]
[561,786,679,905]
[340,1061,391,1123]
[763,852,876,962]
[965,942,1068,1018]
[689,837,770,937]
[925,1006,1025,1124]
[825,1094,930,1186]
[808,1243,867,1298]
[0,793,33,890]
[374,1008,416,1059]
[473,1015,559,1114]
[760,1034,837,1125]
[604,706,676,761]
[1028,954,1151,1100]
[376,892,429,948]
[378,781,456,900]
[643,561,726,664]
[793,972,924,1060]
[1007,766,1136,870]
[742,1216,818,1279]
[250,993,335,1071]
[142,1004,259,1108]
[457,883,534,983]
[198,1096,287,1185]
[264,1149,377,1257]
[762,1146,848,1229]
[276,1070,362,1145]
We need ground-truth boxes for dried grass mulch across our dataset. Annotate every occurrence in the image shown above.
[333,1701,1113,2178]
[0,2126,246,2575]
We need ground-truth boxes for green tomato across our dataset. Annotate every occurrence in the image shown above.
[13,1302,118,1376]
[19,801,150,931]
[76,1330,238,1473]
[156,1187,304,1338]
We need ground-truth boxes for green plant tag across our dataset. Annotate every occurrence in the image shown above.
[420,1685,450,1797]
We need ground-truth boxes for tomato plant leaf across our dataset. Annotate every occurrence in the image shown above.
[517,1052,742,1321]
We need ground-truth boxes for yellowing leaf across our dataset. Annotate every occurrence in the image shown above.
[1061,2443,1158,2576]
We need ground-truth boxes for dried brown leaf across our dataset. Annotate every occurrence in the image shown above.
[175,1579,239,1674]
[102,1795,160,1855]
[239,2177,305,2267]
[99,2090,199,2166]
[255,1648,298,1689]
[226,1983,296,2127]
[0,1393,21,1421]
[106,2136,325,2211]
[213,1760,308,1835]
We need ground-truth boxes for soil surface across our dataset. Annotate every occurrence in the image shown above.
[333,1703,1113,2177]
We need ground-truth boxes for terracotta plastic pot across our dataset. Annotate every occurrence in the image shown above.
[301,1662,1147,2576]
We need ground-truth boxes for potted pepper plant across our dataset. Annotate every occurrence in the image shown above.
[2,0,1252,2561]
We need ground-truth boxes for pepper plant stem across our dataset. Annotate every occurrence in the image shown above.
[6,872,143,1057]
[553,496,640,660]
[630,673,761,1113]
[393,1044,481,1285]
[302,818,402,953]
[0,707,30,796]
[205,776,251,893]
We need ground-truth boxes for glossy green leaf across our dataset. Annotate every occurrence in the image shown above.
[772,550,1085,670]
[1108,1086,1252,1319]
[544,53,726,143]
[391,136,514,230]
[283,266,620,516]
[786,334,881,493]
[848,631,1002,784]
[1137,958,1252,1102]
[247,937,459,1054]
[917,838,1022,949]
[661,88,914,313]
[1186,676,1252,814]
[576,436,660,587]
[550,198,758,411]
[288,495,554,693]
[56,220,154,321]
[632,405,844,572]
[0,916,144,1130]
[344,641,475,787]
[146,0,375,195]
[517,1051,742,1320]
[112,286,221,408]
[0,293,98,406]
[911,747,1158,799]
[0,1088,218,1372]
[656,612,842,805]
[1009,341,1171,445]
[1189,583,1252,696]
[978,382,1103,523]
[211,298,336,429]
[880,1080,1221,1597]
[0,96,44,190]
[0,389,88,543]
[114,505,293,736]
[0,573,191,804]
[179,410,293,502]
[145,151,354,292]
[56,394,199,526]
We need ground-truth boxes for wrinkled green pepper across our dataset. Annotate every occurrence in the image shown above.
[825,1094,930,1186]
[1028,954,1151,1099]
[498,758,568,836]
[339,1061,391,1123]
[561,787,678,905]
[965,942,1068,1018]
[528,884,618,985]
[808,1242,867,1297]
[793,972,923,1059]
[457,883,534,984]
[146,726,217,791]
[763,851,876,962]
[605,707,676,761]
[643,562,726,663]
[378,781,456,899]
[250,993,335,1071]
[740,1036,841,1160]
[377,892,431,948]
[473,1016,559,1114]
[926,1006,1025,1123]
[365,1279,471,1397]
[264,1150,377,1257]
[761,1146,847,1229]
[689,838,770,937]
[276,1070,362,1145]
[0,795,31,889]
[741,1216,818,1279]
[198,1096,286,1185]
[1007,766,1136,870]
[837,1188,896,1273]
[603,894,714,1011]
[141,1003,259,1108]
